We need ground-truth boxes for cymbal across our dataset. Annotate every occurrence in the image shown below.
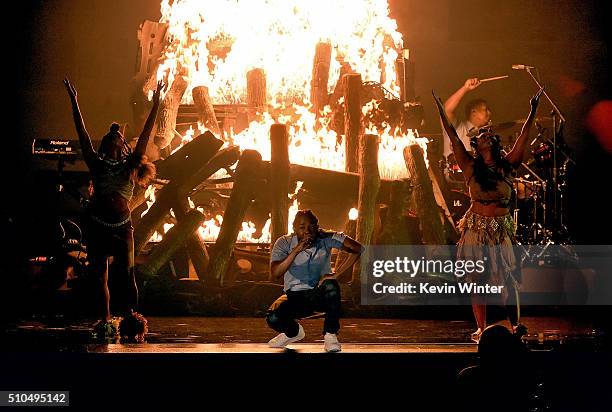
[489,120,523,131]
[503,117,555,129]
[489,117,555,131]
[487,117,556,145]
[534,117,556,129]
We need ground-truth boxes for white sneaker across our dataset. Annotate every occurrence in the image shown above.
[268,324,305,348]
[324,333,341,352]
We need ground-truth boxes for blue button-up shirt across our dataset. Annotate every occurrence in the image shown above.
[271,232,347,291]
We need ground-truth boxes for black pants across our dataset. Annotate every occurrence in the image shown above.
[266,279,341,337]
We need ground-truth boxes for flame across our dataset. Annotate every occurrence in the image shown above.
[192,182,304,243]
[348,208,359,220]
[158,0,403,104]
[141,185,157,219]
[144,0,432,244]
[152,0,419,177]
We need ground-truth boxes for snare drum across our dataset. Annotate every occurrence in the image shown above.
[514,177,536,200]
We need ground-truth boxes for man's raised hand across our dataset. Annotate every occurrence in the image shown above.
[464,78,481,91]
[530,86,544,109]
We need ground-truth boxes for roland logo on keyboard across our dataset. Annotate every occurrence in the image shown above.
[32,138,78,156]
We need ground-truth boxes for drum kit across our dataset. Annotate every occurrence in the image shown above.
[441,116,574,245]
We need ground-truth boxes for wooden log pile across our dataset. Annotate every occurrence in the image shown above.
[134,132,224,254]
[127,42,448,312]
[134,131,247,284]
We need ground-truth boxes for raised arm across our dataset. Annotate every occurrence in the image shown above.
[64,78,96,166]
[505,87,544,167]
[444,78,481,124]
[134,80,164,156]
[433,91,473,172]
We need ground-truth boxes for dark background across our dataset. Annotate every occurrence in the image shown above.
[7,0,612,243]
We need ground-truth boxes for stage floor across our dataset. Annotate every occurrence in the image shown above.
[4,315,598,351]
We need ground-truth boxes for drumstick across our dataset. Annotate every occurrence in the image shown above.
[480,75,509,83]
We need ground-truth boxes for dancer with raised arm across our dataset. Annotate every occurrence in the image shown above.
[64,78,163,341]
[433,86,544,342]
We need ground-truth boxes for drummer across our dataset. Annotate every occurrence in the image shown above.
[442,78,492,158]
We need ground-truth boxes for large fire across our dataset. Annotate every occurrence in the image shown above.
[157,0,403,104]
[145,0,429,243]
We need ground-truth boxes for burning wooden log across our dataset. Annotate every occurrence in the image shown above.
[395,49,415,102]
[287,163,392,204]
[138,209,206,278]
[134,134,225,255]
[134,183,179,256]
[378,179,420,244]
[247,68,267,114]
[187,145,241,195]
[270,124,290,250]
[344,73,362,173]
[131,21,168,137]
[207,150,264,287]
[403,144,445,245]
[352,134,380,285]
[310,42,332,116]
[156,131,224,181]
[328,61,353,138]
[171,196,210,280]
[192,86,221,135]
[153,74,188,150]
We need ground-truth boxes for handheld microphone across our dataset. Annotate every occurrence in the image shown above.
[512,64,535,70]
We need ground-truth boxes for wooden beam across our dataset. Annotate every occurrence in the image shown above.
[403,144,445,244]
[153,74,188,150]
[192,86,221,135]
[344,73,362,173]
[310,42,332,116]
[207,150,263,286]
[247,68,267,115]
[138,210,206,278]
[377,179,421,244]
[171,197,210,280]
[352,134,381,286]
[156,131,223,181]
[270,124,290,250]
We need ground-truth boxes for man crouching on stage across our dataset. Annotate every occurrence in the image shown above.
[266,209,363,352]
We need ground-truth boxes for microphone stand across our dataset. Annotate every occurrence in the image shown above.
[524,67,566,243]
